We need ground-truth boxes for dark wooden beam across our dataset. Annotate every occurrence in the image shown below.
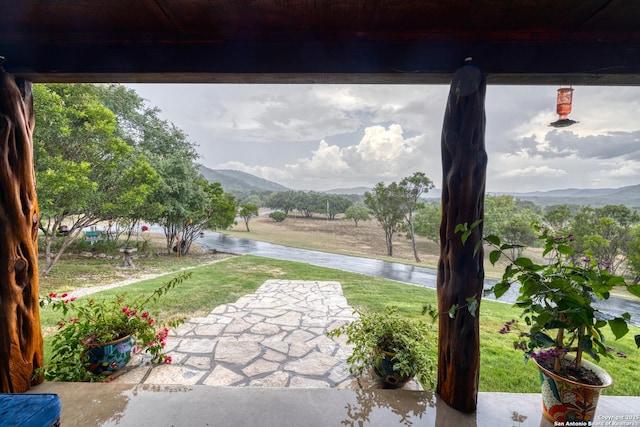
[437,63,486,412]
[2,41,640,85]
[0,73,44,393]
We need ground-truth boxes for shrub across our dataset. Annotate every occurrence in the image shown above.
[269,211,287,222]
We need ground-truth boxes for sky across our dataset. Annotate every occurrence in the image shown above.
[126,83,640,194]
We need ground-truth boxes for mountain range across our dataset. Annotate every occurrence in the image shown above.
[200,166,640,208]
[199,166,290,195]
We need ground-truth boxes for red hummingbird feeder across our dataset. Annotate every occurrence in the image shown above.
[549,87,578,128]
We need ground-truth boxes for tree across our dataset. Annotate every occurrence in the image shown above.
[265,191,296,214]
[205,188,237,231]
[344,205,371,227]
[322,194,353,220]
[238,203,259,231]
[570,205,640,273]
[414,203,441,243]
[181,181,237,252]
[33,84,158,274]
[483,195,519,238]
[501,210,539,258]
[627,225,640,283]
[543,204,574,233]
[399,172,435,262]
[364,182,405,256]
[241,194,262,207]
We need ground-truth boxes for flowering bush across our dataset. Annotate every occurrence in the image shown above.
[483,223,640,379]
[39,272,190,381]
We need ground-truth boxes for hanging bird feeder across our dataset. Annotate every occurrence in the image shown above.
[549,87,578,128]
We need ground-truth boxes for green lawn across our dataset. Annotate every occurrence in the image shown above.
[40,255,640,395]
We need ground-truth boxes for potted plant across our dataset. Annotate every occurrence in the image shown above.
[327,306,436,389]
[482,223,640,423]
[39,272,190,382]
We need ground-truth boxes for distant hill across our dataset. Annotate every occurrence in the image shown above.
[199,166,290,195]
[199,166,640,208]
[496,184,640,208]
[323,186,372,195]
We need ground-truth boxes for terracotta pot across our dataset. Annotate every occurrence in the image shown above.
[533,354,612,424]
[373,350,414,388]
[85,335,136,375]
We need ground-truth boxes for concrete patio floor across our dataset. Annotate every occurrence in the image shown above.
[29,382,640,426]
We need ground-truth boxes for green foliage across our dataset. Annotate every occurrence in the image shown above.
[627,225,640,283]
[485,223,640,375]
[483,195,542,250]
[39,272,191,381]
[399,172,435,262]
[344,205,371,227]
[65,237,119,255]
[413,203,441,242]
[33,83,161,274]
[265,191,352,219]
[569,205,640,274]
[268,211,287,222]
[364,182,406,256]
[238,203,259,231]
[543,204,575,234]
[327,306,436,388]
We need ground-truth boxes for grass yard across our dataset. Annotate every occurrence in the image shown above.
[40,255,640,395]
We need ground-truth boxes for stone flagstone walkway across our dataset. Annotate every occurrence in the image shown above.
[113,280,410,388]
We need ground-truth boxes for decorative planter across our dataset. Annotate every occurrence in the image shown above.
[373,350,414,388]
[86,335,136,375]
[533,354,612,424]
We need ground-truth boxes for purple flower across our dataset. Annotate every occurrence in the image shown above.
[531,348,567,362]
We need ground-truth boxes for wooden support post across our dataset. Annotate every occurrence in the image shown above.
[437,62,487,412]
[0,72,44,392]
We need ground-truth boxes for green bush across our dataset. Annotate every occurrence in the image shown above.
[268,211,287,222]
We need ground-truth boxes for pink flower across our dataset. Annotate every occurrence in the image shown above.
[57,321,65,327]
[48,293,57,298]
[61,293,68,298]
[141,312,149,319]
[70,297,77,302]
[69,318,78,323]
[163,356,172,364]
[121,306,129,313]
[148,318,154,326]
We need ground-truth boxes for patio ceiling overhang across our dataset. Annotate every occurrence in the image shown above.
[1,0,640,85]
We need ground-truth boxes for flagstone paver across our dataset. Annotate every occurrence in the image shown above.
[113,279,421,390]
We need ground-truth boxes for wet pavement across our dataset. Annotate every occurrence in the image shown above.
[31,382,640,426]
[112,279,421,390]
[198,233,640,325]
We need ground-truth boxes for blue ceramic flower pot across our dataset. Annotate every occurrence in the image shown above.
[373,351,414,388]
[86,335,136,374]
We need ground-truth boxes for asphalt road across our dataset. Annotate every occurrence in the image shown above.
[198,232,640,326]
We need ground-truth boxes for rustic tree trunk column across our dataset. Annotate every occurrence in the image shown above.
[0,72,44,392]
[437,63,487,412]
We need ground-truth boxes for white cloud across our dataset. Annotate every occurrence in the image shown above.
[501,165,568,178]
[216,161,294,184]
[128,83,640,193]
[220,124,440,190]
